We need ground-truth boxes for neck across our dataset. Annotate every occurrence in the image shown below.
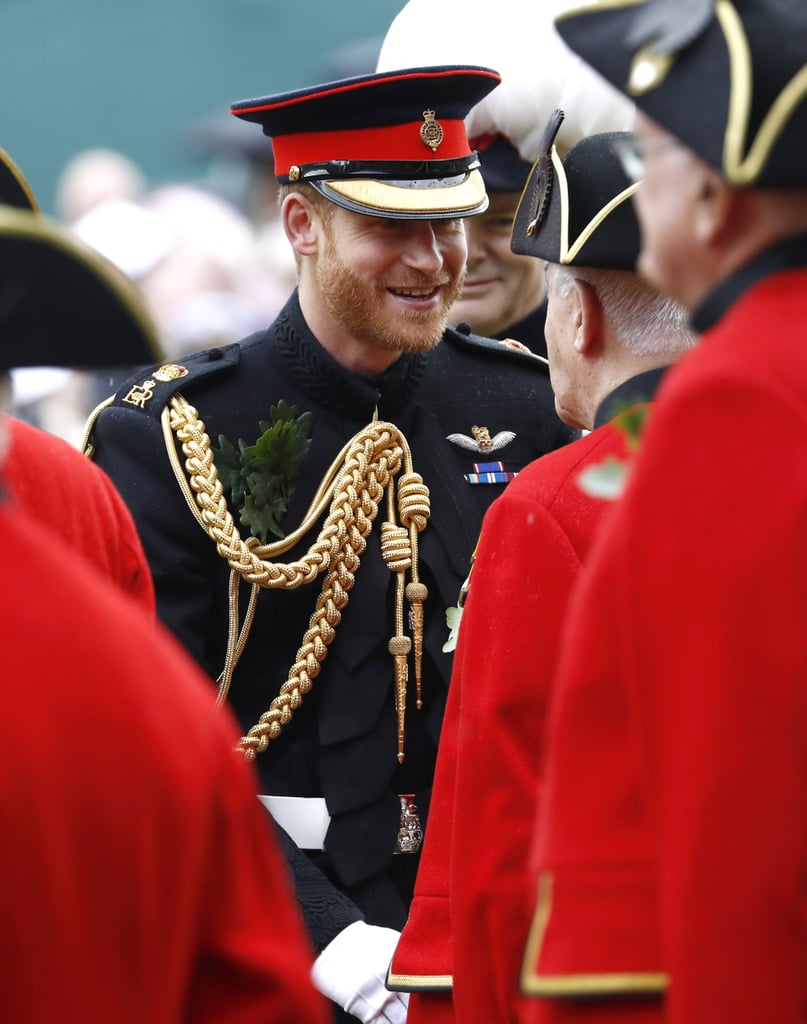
[689,192,807,310]
[587,354,672,430]
[298,283,402,376]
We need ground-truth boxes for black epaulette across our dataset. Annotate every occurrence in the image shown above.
[103,343,242,420]
[443,323,549,371]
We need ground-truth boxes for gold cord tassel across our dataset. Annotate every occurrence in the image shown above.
[381,492,412,761]
[405,581,428,708]
[388,635,412,763]
[399,470,429,707]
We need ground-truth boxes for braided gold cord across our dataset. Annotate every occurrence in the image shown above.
[170,397,340,588]
[165,393,430,760]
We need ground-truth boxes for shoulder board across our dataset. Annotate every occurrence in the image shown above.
[105,343,242,418]
[444,324,549,371]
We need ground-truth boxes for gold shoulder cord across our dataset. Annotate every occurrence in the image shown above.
[80,396,115,457]
[163,393,430,763]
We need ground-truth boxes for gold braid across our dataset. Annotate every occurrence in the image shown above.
[164,393,430,762]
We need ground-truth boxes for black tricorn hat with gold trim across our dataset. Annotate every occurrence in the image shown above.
[0,149,163,370]
[511,112,641,270]
[230,65,502,219]
[0,207,163,370]
[553,0,807,190]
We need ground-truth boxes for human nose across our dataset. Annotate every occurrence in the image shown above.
[401,221,443,275]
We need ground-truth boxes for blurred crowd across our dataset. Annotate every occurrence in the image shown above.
[10,124,298,444]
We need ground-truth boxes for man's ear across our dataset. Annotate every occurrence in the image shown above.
[692,162,735,246]
[281,192,321,257]
[572,278,603,355]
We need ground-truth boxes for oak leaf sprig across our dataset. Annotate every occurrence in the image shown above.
[212,400,313,541]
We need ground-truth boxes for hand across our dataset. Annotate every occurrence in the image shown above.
[311,920,409,1023]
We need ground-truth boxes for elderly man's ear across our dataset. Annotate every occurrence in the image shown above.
[572,278,604,356]
[691,161,736,247]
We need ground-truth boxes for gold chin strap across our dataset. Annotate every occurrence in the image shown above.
[163,393,430,764]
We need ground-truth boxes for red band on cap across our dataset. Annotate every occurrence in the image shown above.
[271,120,472,176]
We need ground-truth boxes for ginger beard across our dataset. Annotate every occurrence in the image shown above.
[314,218,466,356]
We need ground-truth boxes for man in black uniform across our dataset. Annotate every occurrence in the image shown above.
[85,65,574,1023]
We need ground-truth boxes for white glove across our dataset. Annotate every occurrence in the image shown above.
[310,920,410,1024]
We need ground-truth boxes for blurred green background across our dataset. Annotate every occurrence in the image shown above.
[2,0,404,215]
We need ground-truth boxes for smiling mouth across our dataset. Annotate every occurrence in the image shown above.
[389,286,440,299]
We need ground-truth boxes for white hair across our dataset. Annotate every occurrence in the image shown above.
[548,263,695,357]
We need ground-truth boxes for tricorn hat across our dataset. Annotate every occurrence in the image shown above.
[553,0,807,189]
[0,150,163,369]
[230,65,501,219]
[511,112,641,271]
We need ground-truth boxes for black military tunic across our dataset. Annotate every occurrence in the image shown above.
[493,296,549,360]
[88,289,574,947]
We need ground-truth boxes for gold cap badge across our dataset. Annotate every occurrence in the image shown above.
[420,109,444,152]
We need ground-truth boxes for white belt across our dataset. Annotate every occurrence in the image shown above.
[258,795,330,851]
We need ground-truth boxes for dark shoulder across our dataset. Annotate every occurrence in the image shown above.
[439,324,549,375]
[99,335,265,421]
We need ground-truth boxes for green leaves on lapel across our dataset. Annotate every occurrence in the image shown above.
[212,400,313,541]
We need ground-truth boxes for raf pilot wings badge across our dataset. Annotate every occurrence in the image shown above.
[446,425,519,486]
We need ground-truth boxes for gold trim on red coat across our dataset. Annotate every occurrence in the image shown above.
[386,966,452,992]
[520,870,669,996]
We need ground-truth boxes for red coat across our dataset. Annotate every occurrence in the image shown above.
[524,262,807,1024]
[389,374,661,1024]
[0,498,328,1024]
[4,415,154,610]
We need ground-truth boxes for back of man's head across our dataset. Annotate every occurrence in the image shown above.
[547,263,692,359]
[512,117,691,354]
[512,117,694,427]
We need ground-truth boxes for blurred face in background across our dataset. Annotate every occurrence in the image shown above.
[630,112,704,310]
[451,191,545,337]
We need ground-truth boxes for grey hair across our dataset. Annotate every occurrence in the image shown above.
[548,262,695,357]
